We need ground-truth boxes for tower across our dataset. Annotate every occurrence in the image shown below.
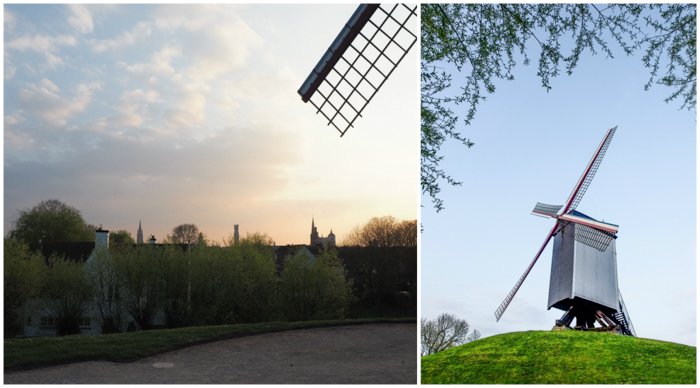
[137,220,144,244]
[310,218,335,247]
[234,224,239,245]
[310,217,320,245]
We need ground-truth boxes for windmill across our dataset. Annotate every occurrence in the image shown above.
[297,4,417,137]
[494,126,636,336]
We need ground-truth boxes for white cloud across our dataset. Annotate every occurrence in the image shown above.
[182,19,262,82]
[67,4,93,34]
[39,78,60,92]
[153,4,223,31]
[5,64,17,80]
[5,34,76,52]
[115,89,162,127]
[17,79,97,127]
[164,82,210,130]
[91,21,151,53]
[4,111,34,149]
[4,8,17,31]
[150,5,262,82]
[5,33,76,68]
[123,43,181,77]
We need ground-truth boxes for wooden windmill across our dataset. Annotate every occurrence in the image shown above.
[494,127,635,336]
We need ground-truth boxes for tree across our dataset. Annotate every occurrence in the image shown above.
[8,199,93,251]
[4,239,46,337]
[422,4,696,212]
[152,245,191,328]
[113,245,162,330]
[41,255,94,336]
[109,230,136,247]
[641,4,696,110]
[85,245,127,334]
[395,220,418,248]
[279,248,355,321]
[171,223,200,244]
[421,313,480,356]
[342,216,418,247]
[189,232,279,325]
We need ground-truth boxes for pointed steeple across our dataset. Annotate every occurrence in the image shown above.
[137,220,144,244]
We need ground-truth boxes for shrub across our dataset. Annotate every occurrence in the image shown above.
[279,247,355,321]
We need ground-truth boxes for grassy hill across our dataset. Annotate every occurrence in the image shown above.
[421,330,696,384]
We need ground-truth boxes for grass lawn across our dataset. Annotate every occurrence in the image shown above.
[421,330,696,384]
[5,317,415,371]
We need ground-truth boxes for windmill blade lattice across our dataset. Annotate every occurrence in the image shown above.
[532,202,563,218]
[494,224,557,321]
[298,3,417,137]
[564,126,617,213]
[572,223,616,252]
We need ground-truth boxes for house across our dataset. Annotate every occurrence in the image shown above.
[19,229,187,337]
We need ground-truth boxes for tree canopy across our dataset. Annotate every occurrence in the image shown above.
[171,223,200,244]
[342,216,417,247]
[8,199,93,251]
[421,312,481,356]
[109,230,136,247]
[422,4,696,211]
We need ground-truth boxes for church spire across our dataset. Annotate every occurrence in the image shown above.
[137,220,144,244]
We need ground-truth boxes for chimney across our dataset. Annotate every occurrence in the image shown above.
[234,224,239,245]
[150,235,156,244]
[95,226,109,248]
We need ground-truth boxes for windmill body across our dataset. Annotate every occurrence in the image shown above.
[548,212,619,325]
[494,127,636,336]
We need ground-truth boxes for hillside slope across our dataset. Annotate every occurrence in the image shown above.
[421,330,696,384]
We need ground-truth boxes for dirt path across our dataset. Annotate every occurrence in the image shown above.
[4,323,417,384]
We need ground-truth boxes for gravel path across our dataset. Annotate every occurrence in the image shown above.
[4,323,417,384]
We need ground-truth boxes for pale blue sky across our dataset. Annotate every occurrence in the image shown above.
[421,18,696,346]
[4,4,418,245]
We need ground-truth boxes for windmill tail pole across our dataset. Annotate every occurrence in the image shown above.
[494,223,558,321]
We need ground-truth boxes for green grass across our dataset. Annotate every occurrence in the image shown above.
[421,330,696,384]
[5,317,415,371]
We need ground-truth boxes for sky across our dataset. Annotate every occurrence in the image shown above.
[420,13,696,346]
[3,4,419,246]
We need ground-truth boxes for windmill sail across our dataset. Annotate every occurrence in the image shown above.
[532,203,563,218]
[494,224,557,321]
[298,4,418,136]
[562,126,617,214]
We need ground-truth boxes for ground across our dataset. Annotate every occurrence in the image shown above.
[4,323,417,384]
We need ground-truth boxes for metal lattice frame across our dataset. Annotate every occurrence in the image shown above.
[532,202,563,217]
[615,290,637,336]
[573,222,615,252]
[303,4,417,137]
[567,126,617,212]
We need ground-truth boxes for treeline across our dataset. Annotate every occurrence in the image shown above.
[4,234,354,337]
[342,216,417,247]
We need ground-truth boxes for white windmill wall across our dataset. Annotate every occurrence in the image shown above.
[571,237,618,310]
[548,222,618,312]
[548,224,575,310]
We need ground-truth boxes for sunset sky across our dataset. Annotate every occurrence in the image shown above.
[3,4,418,245]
